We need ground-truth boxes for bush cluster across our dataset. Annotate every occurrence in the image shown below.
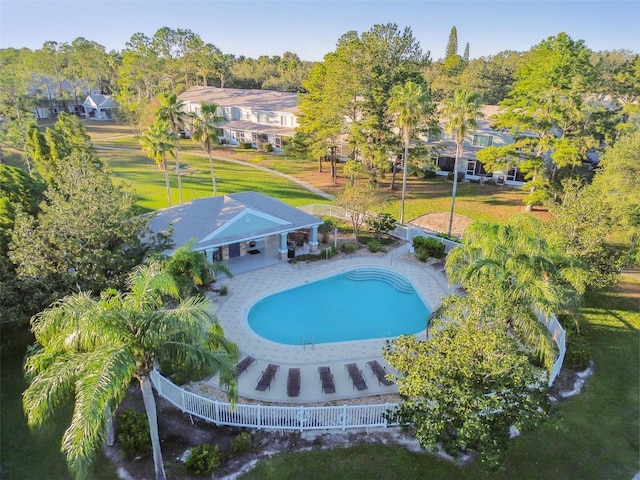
[117,409,151,459]
[367,239,382,252]
[238,141,253,149]
[184,443,221,476]
[230,432,252,454]
[562,319,592,370]
[339,243,358,254]
[413,236,446,261]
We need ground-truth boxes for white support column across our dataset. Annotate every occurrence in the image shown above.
[279,232,288,260]
[309,225,319,253]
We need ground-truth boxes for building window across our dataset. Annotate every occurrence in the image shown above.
[233,130,245,142]
[437,156,455,172]
[472,134,493,147]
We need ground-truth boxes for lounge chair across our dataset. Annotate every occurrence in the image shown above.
[366,360,395,386]
[318,366,335,394]
[287,368,301,397]
[255,363,279,391]
[236,356,256,376]
[345,363,368,391]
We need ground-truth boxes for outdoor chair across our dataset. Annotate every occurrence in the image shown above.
[255,363,280,391]
[236,356,256,376]
[345,363,368,391]
[318,366,335,394]
[366,360,395,386]
[287,368,301,397]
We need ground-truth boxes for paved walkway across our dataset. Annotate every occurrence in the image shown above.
[205,244,455,404]
[94,144,334,201]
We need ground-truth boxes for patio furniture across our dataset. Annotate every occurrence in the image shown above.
[287,368,301,397]
[366,360,395,386]
[236,356,256,376]
[255,363,280,391]
[318,366,335,394]
[345,363,368,391]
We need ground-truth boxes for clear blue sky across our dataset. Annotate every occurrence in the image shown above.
[1,1,637,60]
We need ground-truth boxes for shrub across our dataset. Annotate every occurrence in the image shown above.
[414,248,430,262]
[238,141,253,149]
[219,285,228,296]
[367,239,382,252]
[367,213,397,238]
[422,169,437,179]
[340,243,357,254]
[436,232,458,242]
[319,217,338,243]
[261,142,273,152]
[117,410,151,459]
[184,443,221,476]
[230,432,252,455]
[413,236,446,260]
[447,172,465,182]
[562,318,592,370]
[170,371,188,385]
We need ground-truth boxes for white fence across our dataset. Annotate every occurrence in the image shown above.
[539,312,566,386]
[151,370,399,432]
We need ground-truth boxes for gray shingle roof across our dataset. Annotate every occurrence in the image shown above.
[178,87,299,114]
[149,192,322,252]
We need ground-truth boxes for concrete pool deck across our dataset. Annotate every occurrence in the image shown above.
[205,243,457,404]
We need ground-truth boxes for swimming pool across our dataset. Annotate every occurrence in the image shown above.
[247,267,429,345]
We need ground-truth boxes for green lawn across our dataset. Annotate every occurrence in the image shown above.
[0,328,118,480]
[241,279,640,480]
[4,122,637,479]
[99,148,330,212]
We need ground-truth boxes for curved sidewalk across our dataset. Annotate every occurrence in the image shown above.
[94,144,333,201]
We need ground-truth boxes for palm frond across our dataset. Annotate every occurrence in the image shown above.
[23,352,85,428]
[62,347,136,480]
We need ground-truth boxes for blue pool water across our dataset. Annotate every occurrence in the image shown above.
[247,268,429,345]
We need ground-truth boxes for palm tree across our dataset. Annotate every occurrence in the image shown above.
[191,102,224,195]
[441,88,484,236]
[155,93,187,204]
[22,261,239,480]
[444,214,588,368]
[163,240,232,299]
[388,81,432,224]
[140,120,177,207]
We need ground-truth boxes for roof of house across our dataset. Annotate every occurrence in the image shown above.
[178,87,299,114]
[82,94,119,109]
[224,119,296,136]
[149,192,323,252]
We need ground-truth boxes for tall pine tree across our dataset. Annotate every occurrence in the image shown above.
[446,26,458,57]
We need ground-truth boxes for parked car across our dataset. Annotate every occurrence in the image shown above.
[178,129,191,139]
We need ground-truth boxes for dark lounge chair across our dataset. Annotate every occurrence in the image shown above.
[318,366,335,394]
[287,368,301,397]
[366,360,395,386]
[345,363,368,391]
[236,356,256,376]
[255,363,279,391]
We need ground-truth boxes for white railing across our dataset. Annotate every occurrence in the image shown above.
[538,312,566,386]
[150,370,399,432]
